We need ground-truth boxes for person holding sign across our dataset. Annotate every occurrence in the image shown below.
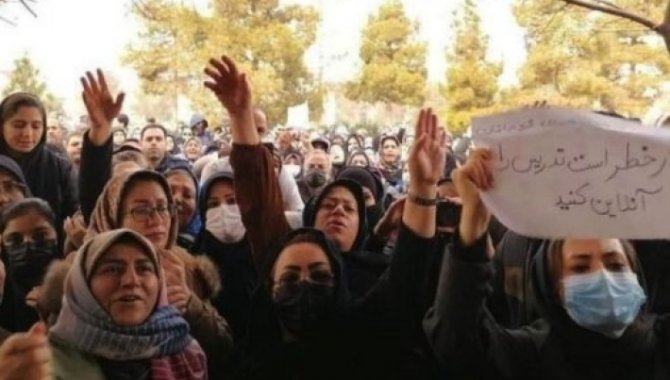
[423,148,670,379]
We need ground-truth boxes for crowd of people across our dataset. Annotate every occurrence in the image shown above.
[0,54,668,380]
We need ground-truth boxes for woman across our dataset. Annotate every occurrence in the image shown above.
[346,149,370,168]
[78,169,230,377]
[346,134,364,154]
[184,137,203,164]
[424,149,669,379]
[378,134,404,193]
[0,93,78,242]
[48,229,207,380]
[165,165,201,251]
[194,164,256,340]
[0,199,60,333]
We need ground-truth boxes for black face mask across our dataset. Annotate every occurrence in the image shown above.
[366,204,383,231]
[273,281,336,339]
[4,241,57,291]
[304,169,327,188]
[436,199,462,228]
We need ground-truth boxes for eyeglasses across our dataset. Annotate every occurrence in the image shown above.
[125,205,174,222]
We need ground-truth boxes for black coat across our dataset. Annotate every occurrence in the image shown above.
[0,131,78,241]
[424,236,670,380]
[237,225,438,380]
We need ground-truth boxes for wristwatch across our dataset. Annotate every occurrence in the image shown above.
[408,192,438,207]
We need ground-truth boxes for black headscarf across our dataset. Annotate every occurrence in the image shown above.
[302,179,368,253]
[0,154,31,196]
[529,241,658,376]
[336,166,385,234]
[238,228,351,379]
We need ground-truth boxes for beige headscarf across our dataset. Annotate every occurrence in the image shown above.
[86,170,179,249]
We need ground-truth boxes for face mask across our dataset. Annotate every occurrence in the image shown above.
[304,169,327,188]
[4,241,57,291]
[273,281,335,338]
[563,269,646,339]
[284,164,301,179]
[206,204,246,243]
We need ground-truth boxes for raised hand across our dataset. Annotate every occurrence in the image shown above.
[81,69,125,146]
[374,197,406,239]
[0,322,51,380]
[204,55,258,145]
[408,108,447,189]
[453,148,494,247]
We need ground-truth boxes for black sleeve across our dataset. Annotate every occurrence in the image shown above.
[60,159,79,219]
[356,224,437,330]
[423,234,543,378]
[79,132,113,224]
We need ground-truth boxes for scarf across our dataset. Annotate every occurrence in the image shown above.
[86,170,179,249]
[50,229,206,380]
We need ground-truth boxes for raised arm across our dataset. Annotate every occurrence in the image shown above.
[423,148,540,378]
[204,56,290,270]
[79,69,125,223]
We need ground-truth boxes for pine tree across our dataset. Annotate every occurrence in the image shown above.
[443,0,502,136]
[2,55,62,114]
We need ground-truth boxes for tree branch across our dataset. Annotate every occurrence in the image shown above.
[561,0,656,29]
[18,0,37,17]
[562,0,670,54]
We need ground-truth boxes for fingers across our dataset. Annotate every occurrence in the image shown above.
[85,71,100,95]
[1,324,47,355]
[114,92,126,113]
[208,57,230,78]
[204,67,224,85]
[414,109,425,138]
[96,68,109,94]
[221,55,239,80]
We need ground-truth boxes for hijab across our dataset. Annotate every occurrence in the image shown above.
[50,229,206,380]
[87,170,179,249]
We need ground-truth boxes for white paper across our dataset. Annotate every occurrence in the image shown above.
[472,107,670,239]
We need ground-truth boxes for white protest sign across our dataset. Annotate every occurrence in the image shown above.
[472,107,670,239]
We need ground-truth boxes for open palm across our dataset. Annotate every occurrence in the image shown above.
[81,69,125,145]
[203,55,251,117]
[408,108,447,186]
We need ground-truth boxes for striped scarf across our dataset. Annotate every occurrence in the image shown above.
[50,229,206,380]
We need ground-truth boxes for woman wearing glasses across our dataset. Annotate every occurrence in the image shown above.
[42,169,232,378]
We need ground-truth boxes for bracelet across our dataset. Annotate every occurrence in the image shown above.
[408,192,438,207]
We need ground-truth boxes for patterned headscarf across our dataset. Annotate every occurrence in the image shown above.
[49,229,206,380]
[87,170,179,249]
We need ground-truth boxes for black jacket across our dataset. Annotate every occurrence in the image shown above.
[0,128,78,241]
[237,225,437,380]
[424,235,670,380]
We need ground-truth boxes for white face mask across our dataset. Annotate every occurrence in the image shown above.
[205,204,246,243]
[284,164,301,178]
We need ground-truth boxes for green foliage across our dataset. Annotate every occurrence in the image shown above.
[124,0,320,125]
[346,0,427,107]
[2,55,63,114]
[443,0,502,136]
[510,0,670,116]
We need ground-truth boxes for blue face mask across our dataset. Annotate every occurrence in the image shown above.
[563,270,646,339]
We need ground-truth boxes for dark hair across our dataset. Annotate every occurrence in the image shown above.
[0,93,47,127]
[0,93,48,150]
[125,137,140,144]
[546,239,639,302]
[140,124,168,140]
[0,198,56,233]
[112,150,148,169]
[117,114,129,128]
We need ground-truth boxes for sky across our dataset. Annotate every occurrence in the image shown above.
[0,0,526,116]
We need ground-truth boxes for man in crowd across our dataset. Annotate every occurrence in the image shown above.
[65,130,84,172]
[297,148,332,203]
[140,123,188,173]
